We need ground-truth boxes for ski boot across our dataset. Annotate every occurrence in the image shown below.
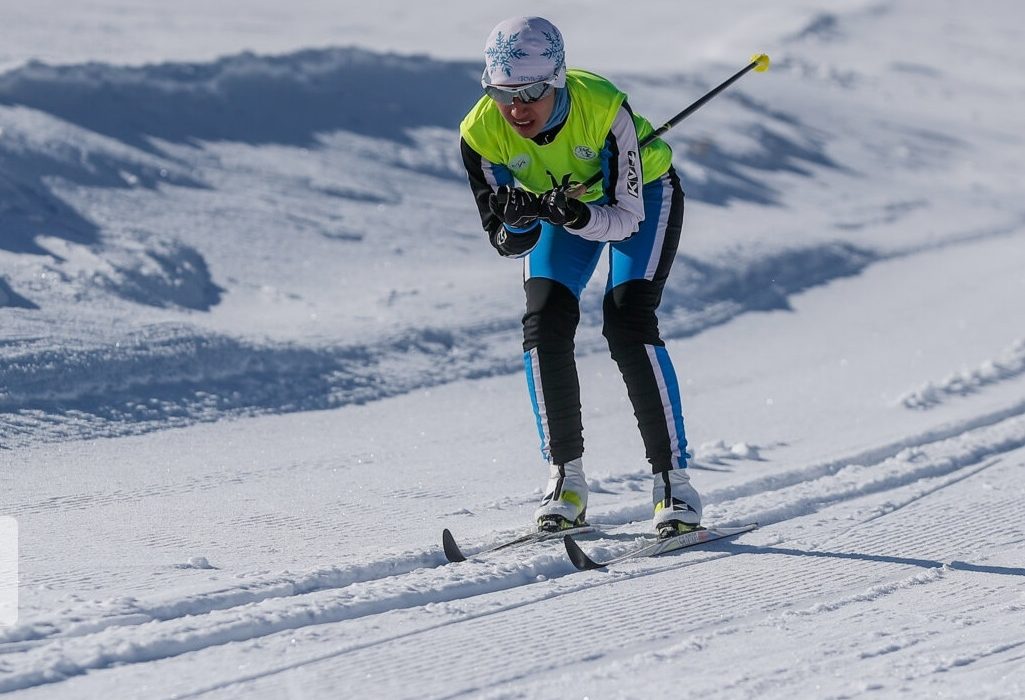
[653,468,702,540]
[534,458,588,533]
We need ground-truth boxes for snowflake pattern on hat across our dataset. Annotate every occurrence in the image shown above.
[482,17,566,86]
[486,31,527,78]
[540,30,565,73]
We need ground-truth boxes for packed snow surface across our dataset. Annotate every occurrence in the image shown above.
[2,1,1024,698]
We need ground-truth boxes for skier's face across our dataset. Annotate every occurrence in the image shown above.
[494,90,556,139]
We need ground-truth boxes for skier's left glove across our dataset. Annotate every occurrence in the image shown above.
[539,173,591,229]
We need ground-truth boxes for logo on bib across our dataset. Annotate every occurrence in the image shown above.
[509,155,530,171]
[574,145,597,160]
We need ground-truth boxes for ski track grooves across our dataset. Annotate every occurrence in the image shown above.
[2,402,1025,694]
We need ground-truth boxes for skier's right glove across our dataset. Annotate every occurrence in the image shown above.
[488,223,541,258]
[488,185,541,229]
[487,185,542,257]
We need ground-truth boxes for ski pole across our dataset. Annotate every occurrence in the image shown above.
[575,53,770,193]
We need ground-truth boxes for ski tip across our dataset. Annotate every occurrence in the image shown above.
[442,528,467,563]
[711,522,759,537]
[563,534,604,571]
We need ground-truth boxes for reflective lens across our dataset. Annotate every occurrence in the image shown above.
[484,80,553,105]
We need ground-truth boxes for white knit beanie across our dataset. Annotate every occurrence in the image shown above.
[482,16,566,87]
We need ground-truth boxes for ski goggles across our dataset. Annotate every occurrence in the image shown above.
[482,76,555,105]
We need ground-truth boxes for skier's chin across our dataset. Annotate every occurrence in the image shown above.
[507,118,540,138]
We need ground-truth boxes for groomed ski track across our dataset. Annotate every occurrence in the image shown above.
[4,402,1025,697]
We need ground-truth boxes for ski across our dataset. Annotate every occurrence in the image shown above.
[563,523,758,570]
[442,525,596,563]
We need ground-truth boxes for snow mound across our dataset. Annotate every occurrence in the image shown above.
[696,440,766,464]
[0,48,480,151]
[0,103,201,256]
[96,237,223,311]
[899,338,1025,409]
[0,277,38,309]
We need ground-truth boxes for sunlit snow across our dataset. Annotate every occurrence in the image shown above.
[2,1,1024,697]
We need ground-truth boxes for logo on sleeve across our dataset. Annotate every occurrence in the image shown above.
[626,151,639,197]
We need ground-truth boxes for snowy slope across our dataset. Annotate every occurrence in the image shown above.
[4,0,1022,448]
[2,0,1025,697]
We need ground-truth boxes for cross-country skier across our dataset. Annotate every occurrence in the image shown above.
[459,16,701,538]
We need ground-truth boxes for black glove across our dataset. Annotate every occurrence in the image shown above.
[488,185,541,229]
[488,224,541,258]
[539,173,590,229]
